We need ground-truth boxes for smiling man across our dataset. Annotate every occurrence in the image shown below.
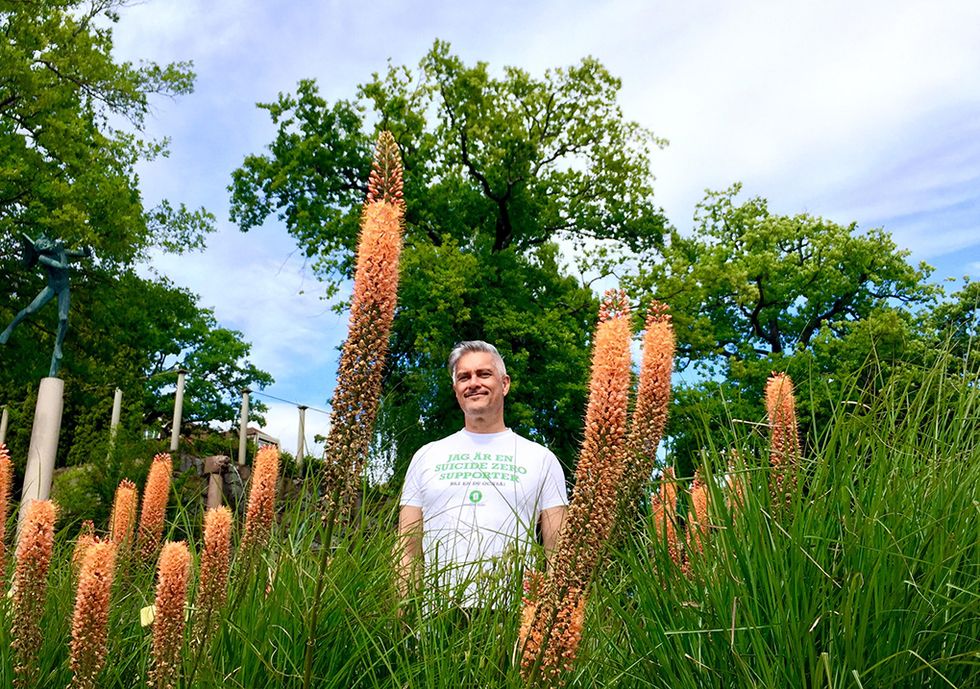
[397,341,568,607]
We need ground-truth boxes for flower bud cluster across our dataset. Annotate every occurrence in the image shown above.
[138,453,173,563]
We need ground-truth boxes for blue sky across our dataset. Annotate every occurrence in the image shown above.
[111,0,980,454]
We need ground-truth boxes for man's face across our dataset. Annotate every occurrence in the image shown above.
[453,351,510,420]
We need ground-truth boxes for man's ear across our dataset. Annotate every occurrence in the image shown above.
[502,375,511,396]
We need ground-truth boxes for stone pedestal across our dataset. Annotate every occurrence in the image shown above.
[19,376,64,528]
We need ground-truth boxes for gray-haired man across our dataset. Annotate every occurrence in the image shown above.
[397,341,567,605]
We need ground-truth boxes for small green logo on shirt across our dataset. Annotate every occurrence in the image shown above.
[468,490,483,503]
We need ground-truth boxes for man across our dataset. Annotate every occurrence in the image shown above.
[398,341,567,607]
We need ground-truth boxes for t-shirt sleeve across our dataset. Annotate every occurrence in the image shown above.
[538,449,568,511]
[400,447,425,508]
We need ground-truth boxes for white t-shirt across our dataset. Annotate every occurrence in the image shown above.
[400,428,568,602]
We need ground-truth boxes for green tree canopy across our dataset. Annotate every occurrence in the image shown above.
[230,41,668,475]
[0,0,213,263]
[627,185,938,474]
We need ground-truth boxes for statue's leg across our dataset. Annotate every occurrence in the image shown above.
[0,287,55,344]
[50,288,70,376]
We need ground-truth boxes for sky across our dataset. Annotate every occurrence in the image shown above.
[110,0,980,456]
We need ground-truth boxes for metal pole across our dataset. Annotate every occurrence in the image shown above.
[237,388,251,466]
[296,405,307,471]
[170,368,188,453]
[0,404,8,445]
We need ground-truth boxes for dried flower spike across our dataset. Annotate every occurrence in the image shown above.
[322,130,405,523]
[11,499,57,689]
[150,541,191,689]
[241,446,279,554]
[138,453,173,563]
[109,478,138,550]
[69,542,117,689]
[192,507,233,651]
[0,442,12,576]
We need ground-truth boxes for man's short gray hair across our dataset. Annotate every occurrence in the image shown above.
[448,341,507,380]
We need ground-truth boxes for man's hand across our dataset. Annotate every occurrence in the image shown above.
[540,505,567,566]
[395,506,423,605]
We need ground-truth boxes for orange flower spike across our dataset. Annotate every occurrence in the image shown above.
[0,442,12,575]
[150,541,191,689]
[109,479,138,550]
[69,542,117,689]
[765,373,800,507]
[622,301,675,513]
[11,499,58,689]
[138,453,173,563]
[72,520,98,573]
[192,507,233,650]
[651,468,682,567]
[241,446,280,554]
[523,290,632,686]
[323,131,405,520]
[686,469,710,556]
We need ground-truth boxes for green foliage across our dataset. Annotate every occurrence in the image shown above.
[231,41,665,474]
[0,0,213,262]
[627,184,939,473]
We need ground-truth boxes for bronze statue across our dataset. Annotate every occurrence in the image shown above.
[0,233,91,377]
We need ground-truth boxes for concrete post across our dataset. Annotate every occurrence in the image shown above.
[107,387,123,454]
[237,388,250,466]
[170,368,188,453]
[296,405,307,471]
[0,404,8,445]
[19,376,64,529]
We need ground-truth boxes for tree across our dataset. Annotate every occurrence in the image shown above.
[230,41,667,476]
[0,2,270,478]
[626,185,938,474]
[0,0,213,263]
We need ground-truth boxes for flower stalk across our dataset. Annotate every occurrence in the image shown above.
[109,478,138,551]
[241,446,279,557]
[523,290,633,686]
[149,541,191,689]
[621,301,675,526]
[69,542,117,689]
[304,131,405,689]
[765,372,800,508]
[138,453,173,563]
[11,499,57,689]
[0,442,12,577]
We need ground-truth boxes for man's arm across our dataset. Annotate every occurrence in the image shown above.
[395,505,423,600]
[540,505,567,565]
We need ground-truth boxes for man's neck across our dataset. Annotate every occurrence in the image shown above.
[463,415,507,434]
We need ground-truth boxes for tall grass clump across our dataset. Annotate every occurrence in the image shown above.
[585,356,980,689]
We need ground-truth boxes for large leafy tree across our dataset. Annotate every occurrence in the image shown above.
[230,41,667,475]
[627,185,937,474]
[0,1,270,472]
